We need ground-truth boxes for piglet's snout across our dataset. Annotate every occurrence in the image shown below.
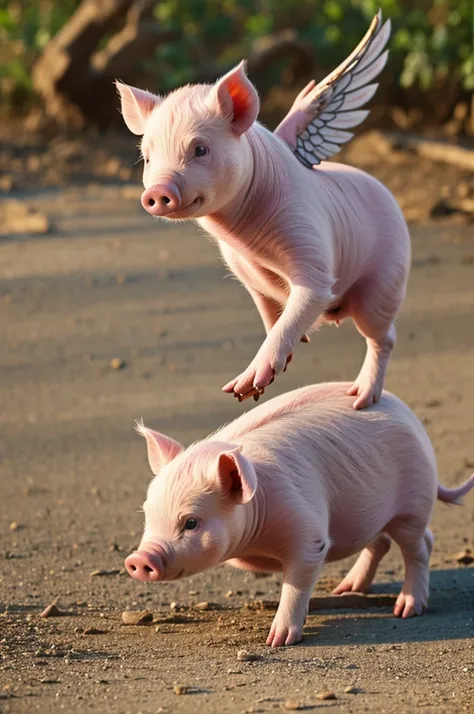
[125,550,164,582]
[141,183,181,216]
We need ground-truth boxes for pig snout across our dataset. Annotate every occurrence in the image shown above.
[141,183,181,216]
[125,549,164,582]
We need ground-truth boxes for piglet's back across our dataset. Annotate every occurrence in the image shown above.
[214,383,436,500]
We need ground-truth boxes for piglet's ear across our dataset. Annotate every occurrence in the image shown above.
[208,61,259,136]
[115,81,162,135]
[136,422,183,474]
[216,446,257,504]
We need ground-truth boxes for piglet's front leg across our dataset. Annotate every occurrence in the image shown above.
[267,548,325,648]
[223,284,327,399]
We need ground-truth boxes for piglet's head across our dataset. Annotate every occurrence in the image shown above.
[116,62,259,220]
[124,423,257,583]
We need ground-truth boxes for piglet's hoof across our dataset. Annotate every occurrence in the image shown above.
[234,386,265,403]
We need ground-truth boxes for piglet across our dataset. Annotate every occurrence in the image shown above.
[125,382,474,647]
[117,11,409,408]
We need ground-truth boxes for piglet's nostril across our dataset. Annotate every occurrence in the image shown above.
[130,564,137,572]
[147,198,156,207]
[161,196,171,205]
[144,565,153,574]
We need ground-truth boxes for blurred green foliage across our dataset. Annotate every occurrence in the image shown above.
[0,0,473,108]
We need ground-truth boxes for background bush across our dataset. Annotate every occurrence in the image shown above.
[0,0,472,116]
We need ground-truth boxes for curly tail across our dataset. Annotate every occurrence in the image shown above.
[438,472,474,505]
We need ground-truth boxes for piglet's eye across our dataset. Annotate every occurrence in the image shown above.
[195,145,207,157]
[184,517,198,531]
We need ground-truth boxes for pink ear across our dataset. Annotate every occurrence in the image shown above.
[216,447,257,504]
[115,81,161,135]
[136,422,183,474]
[208,61,259,135]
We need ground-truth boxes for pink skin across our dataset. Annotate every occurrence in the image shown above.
[126,383,474,647]
[116,64,410,409]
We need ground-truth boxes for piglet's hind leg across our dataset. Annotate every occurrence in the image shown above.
[348,318,397,410]
[332,533,391,594]
[389,523,433,618]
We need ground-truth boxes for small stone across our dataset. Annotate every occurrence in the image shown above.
[316,691,337,701]
[74,627,84,634]
[173,684,189,695]
[110,357,127,370]
[170,601,178,611]
[9,521,20,531]
[108,543,121,552]
[83,627,107,635]
[89,568,120,577]
[344,686,364,694]
[121,610,153,625]
[227,669,242,674]
[283,700,303,710]
[195,601,221,611]
[345,663,359,670]
[455,549,474,566]
[40,603,63,618]
[225,590,234,598]
[237,649,260,662]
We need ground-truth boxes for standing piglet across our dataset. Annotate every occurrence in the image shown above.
[125,383,474,647]
[117,11,410,408]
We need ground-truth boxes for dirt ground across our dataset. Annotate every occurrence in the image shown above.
[1,135,474,714]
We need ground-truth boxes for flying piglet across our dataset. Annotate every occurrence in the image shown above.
[117,10,409,408]
[125,383,474,647]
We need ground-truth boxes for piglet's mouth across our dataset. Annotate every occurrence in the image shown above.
[165,197,203,219]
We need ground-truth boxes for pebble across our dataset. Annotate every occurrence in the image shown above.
[9,521,20,531]
[195,601,221,611]
[121,610,153,625]
[344,686,364,694]
[173,684,189,695]
[345,663,359,670]
[89,568,120,577]
[237,649,260,662]
[316,691,337,700]
[283,700,303,710]
[455,549,474,566]
[40,603,63,618]
[110,357,127,370]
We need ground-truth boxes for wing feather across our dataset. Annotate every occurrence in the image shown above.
[330,110,369,128]
[274,9,391,167]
